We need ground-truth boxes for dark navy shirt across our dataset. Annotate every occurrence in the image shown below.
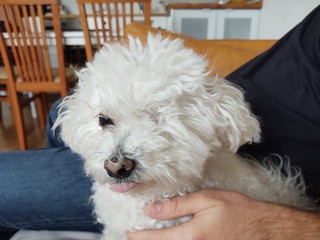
[227,5,320,201]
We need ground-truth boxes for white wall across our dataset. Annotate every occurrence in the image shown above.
[258,0,320,39]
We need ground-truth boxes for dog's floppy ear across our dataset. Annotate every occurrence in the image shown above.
[207,77,261,153]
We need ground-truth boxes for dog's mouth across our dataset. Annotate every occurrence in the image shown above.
[109,182,136,193]
[104,158,138,193]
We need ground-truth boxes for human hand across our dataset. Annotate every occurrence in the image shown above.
[127,189,320,240]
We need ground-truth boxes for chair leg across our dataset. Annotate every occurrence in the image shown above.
[0,103,2,121]
[35,93,47,129]
[10,95,28,150]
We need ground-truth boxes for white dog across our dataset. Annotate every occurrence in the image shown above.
[55,34,313,240]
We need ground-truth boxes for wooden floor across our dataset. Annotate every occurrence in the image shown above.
[0,95,59,152]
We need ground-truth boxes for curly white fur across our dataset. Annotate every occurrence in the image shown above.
[54,34,313,240]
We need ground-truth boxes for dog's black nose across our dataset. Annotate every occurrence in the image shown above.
[104,158,135,178]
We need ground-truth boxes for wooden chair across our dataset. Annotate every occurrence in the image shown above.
[0,77,8,121]
[77,0,151,61]
[0,0,76,150]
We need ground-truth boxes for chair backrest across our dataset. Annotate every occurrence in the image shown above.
[0,0,67,95]
[77,0,151,61]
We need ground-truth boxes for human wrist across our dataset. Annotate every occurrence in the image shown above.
[283,208,320,239]
[257,202,320,240]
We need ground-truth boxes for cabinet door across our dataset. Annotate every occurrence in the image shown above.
[170,9,217,39]
[216,9,260,39]
[151,16,168,30]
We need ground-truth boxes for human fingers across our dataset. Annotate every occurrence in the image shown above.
[143,189,226,220]
[128,190,263,240]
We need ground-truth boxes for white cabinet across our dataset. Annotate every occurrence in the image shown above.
[169,9,217,39]
[216,9,260,39]
[168,9,261,39]
[151,16,169,30]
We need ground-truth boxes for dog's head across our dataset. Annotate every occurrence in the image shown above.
[55,34,260,194]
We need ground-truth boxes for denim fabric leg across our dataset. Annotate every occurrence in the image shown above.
[0,148,102,234]
[46,99,65,148]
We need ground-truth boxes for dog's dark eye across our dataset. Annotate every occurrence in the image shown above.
[99,116,114,127]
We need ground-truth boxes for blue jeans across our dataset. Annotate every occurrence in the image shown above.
[0,101,102,237]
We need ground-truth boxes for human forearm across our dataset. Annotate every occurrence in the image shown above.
[264,205,320,240]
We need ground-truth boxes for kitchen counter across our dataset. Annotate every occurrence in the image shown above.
[165,0,262,10]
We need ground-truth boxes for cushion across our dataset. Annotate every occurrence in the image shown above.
[124,23,276,77]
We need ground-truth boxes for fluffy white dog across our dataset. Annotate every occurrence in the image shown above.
[55,34,312,240]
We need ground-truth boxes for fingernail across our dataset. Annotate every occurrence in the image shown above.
[151,200,162,212]
[146,199,170,214]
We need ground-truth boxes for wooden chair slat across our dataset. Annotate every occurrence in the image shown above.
[77,0,151,61]
[97,3,106,43]
[29,5,47,82]
[122,3,127,30]
[22,5,41,81]
[37,4,54,83]
[130,2,134,22]
[106,2,113,42]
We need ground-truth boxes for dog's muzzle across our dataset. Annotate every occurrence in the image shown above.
[104,157,135,178]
